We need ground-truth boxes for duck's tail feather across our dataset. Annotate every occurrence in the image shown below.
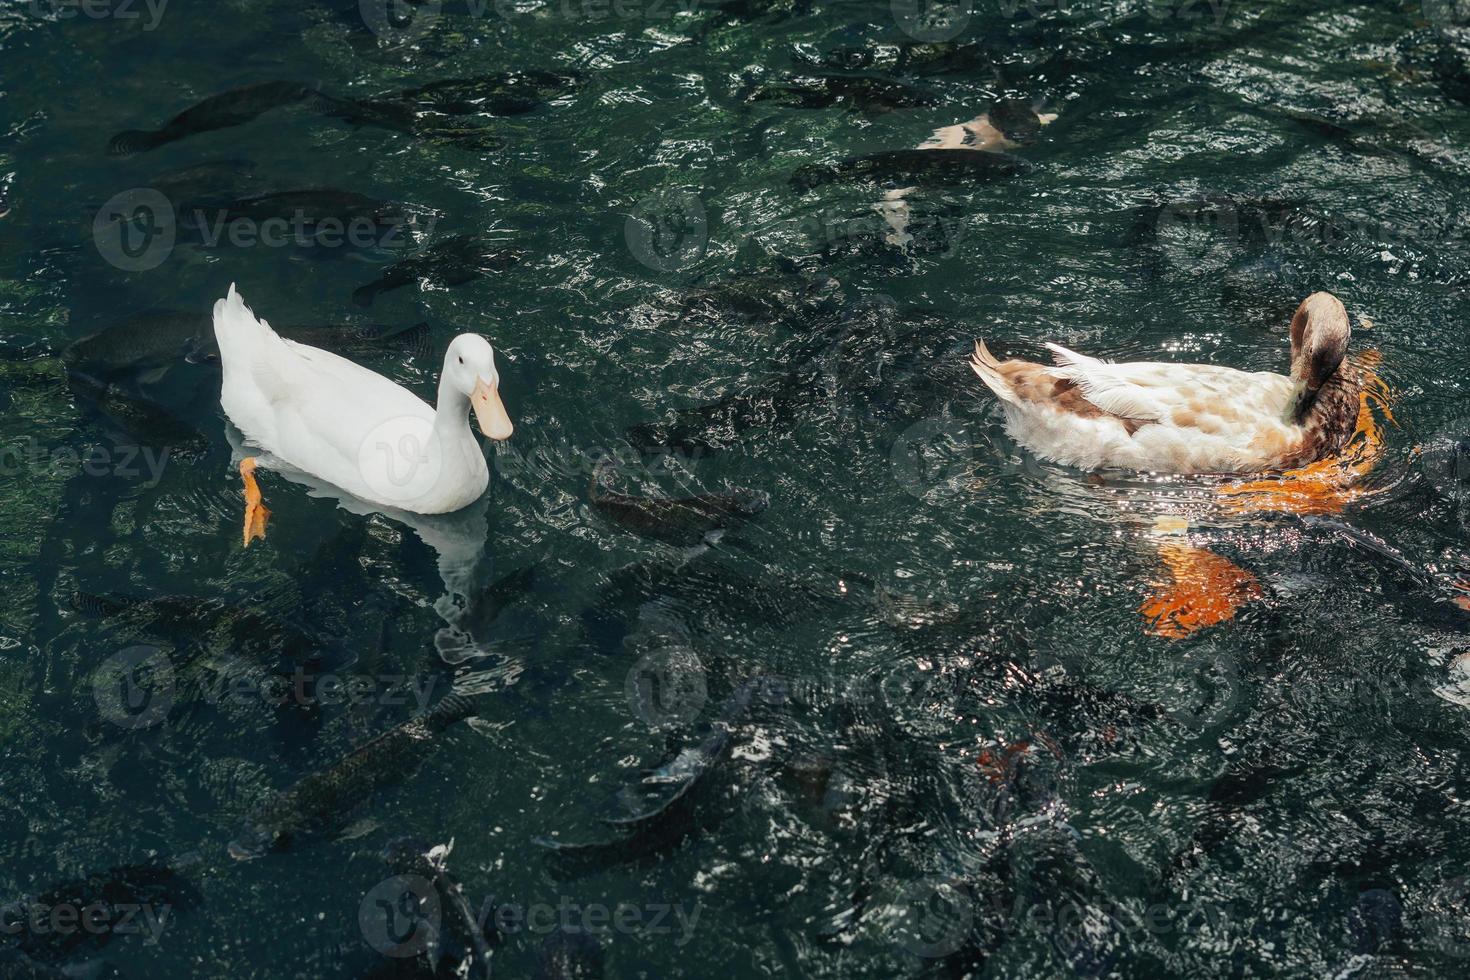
[969,339,1019,405]
[213,284,289,375]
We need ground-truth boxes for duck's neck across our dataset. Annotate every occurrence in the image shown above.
[432,379,473,443]
[1291,362,1360,444]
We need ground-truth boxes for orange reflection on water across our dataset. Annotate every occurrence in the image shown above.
[1217,351,1394,516]
[1140,542,1265,639]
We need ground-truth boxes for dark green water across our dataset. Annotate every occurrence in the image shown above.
[4,0,1470,976]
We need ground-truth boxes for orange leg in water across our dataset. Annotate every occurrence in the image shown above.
[1140,542,1264,639]
[239,457,270,547]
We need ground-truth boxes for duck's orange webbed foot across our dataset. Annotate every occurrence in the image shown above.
[239,457,270,548]
[1140,527,1264,639]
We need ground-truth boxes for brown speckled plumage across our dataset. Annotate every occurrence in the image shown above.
[969,291,1365,474]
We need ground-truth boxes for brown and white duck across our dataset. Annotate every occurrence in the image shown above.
[968,291,1362,474]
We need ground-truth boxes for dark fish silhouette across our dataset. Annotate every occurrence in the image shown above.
[535,677,786,867]
[624,378,812,456]
[386,70,585,116]
[352,235,524,307]
[589,460,768,546]
[379,838,492,979]
[107,81,331,156]
[228,693,477,859]
[744,73,940,112]
[797,39,992,75]
[2,860,199,962]
[626,298,952,456]
[792,147,1030,192]
[106,72,582,156]
[674,270,840,325]
[64,311,430,382]
[175,189,412,249]
[534,928,605,980]
[72,591,353,678]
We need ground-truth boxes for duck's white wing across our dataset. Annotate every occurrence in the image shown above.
[1043,343,1173,420]
[1043,342,1295,423]
[215,287,434,497]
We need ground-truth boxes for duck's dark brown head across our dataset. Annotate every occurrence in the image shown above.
[1289,291,1351,423]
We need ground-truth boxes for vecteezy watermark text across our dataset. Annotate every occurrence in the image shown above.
[1,897,174,945]
[92,188,431,273]
[27,0,169,31]
[0,438,169,486]
[92,645,440,731]
[360,877,702,959]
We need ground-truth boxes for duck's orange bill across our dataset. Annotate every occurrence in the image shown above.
[1140,543,1264,639]
[471,378,513,441]
[1217,351,1394,516]
[240,457,269,548]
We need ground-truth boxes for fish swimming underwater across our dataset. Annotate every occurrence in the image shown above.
[72,590,355,680]
[535,677,787,867]
[384,70,585,116]
[792,146,1030,193]
[744,73,941,112]
[589,460,769,546]
[174,189,413,250]
[351,235,525,306]
[106,81,333,156]
[108,74,584,156]
[63,311,430,381]
[872,98,1055,249]
[228,693,477,859]
[968,291,1365,474]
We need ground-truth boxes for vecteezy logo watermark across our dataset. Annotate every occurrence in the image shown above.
[93,189,175,273]
[359,0,443,45]
[180,209,420,253]
[27,0,169,31]
[626,642,707,730]
[1162,645,1240,732]
[360,874,441,959]
[92,189,428,273]
[92,645,175,731]
[0,438,171,486]
[0,896,175,945]
[1153,199,1240,274]
[360,882,702,958]
[891,0,971,43]
[356,416,448,510]
[625,189,708,273]
[198,657,439,714]
[93,647,440,730]
[889,412,982,502]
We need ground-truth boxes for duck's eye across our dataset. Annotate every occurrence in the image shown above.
[457,356,463,365]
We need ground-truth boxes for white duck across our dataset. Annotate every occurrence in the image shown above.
[213,284,513,544]
[968,291,1362,474]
